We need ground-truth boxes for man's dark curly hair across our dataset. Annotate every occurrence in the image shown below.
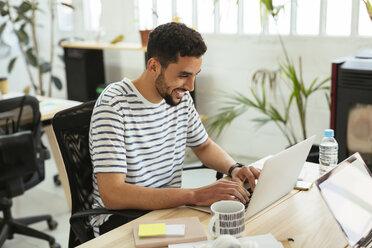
[147,22,207,68]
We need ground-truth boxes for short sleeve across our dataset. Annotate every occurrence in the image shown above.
[89,101,127,174]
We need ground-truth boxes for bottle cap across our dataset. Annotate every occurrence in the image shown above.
[324,129,334,138]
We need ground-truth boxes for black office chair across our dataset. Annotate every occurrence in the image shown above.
[0,95,60,248]
[52,100,150,247]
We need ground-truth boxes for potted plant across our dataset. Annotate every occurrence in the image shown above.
[207,0,331,162]
[136,7,182,48]
[0,0,73,96]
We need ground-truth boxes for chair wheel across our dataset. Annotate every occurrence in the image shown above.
[53,174,61,186]
[47,219,58,230]
[50,242,61,248]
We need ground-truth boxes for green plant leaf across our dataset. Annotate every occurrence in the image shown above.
[40,62,51,73]
[18,1,32,14]
[325,92,331,110]
[61,2,74,9]
[250,88,265,110]
[306,77,319,96]
[267,106,285,122]
[0,10,8,17]
[15,29,29,44]
[251,117,271,126]
[17,13,32,24]
[52,76,62,90]
[0,22,6,37]
[310,76,330,93]
[7,57,17,73]
[26,48,37,66]
[206,103,249,137]
[363,0,372,20]
[260,0,274,12]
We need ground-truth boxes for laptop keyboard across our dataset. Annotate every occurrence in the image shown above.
[244,183,253,209]
[361,233,372,248]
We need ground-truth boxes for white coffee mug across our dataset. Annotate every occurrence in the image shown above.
[208,200,245,238]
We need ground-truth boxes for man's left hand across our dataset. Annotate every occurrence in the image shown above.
[231,165,261,191]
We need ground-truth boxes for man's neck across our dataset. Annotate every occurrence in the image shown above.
[132,72,162,104]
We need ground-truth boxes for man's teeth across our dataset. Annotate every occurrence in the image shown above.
[175,90,185,98]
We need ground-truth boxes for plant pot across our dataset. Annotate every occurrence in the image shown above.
[306,145,319,163]
[139,30,152,48]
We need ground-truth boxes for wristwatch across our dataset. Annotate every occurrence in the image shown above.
[228,162,245,177]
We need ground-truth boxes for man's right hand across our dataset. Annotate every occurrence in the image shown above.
[190,180,250,206]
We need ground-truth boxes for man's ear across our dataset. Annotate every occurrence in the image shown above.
[147,57,161,77]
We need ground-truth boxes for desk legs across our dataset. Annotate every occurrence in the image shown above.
[44,124,72,210]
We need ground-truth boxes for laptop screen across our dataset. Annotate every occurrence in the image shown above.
[316,154,372,247]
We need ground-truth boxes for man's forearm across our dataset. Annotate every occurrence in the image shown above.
[192,138,236,175]
[100,179,250,209]
[100,182,195,210]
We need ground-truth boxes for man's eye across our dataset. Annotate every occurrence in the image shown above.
[180,75,189,78]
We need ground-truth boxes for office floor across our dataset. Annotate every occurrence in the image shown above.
[1,137,220,248]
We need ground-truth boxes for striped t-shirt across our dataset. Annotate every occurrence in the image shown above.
[89,78,208,236]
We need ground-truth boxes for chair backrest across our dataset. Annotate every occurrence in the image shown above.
[0,95,41,140]
[52,101,96,222]
[0,95,44,198]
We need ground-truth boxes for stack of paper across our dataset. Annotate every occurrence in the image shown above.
[133,217,207,248]
[168,233,284,248]
[138,223,185,237]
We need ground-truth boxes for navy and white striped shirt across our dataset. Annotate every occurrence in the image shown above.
[89,78,208,236]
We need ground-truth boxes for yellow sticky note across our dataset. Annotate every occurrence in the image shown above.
[138,223,166,237]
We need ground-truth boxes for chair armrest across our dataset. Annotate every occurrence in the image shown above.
[70,208,150,222]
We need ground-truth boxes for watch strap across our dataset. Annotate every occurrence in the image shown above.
[228,162,244,177]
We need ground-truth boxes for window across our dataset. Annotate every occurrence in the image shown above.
[219,0,238,34]
[135,0,372,37]
[326,0,352,36]
[243,0,262,34]
[83,0,102,31]
[197,0,214,33]
[176,0,193,27]
[296,0,320,35]
[57,0,74,31]
[157,0,172,26]
[138,0,154,30]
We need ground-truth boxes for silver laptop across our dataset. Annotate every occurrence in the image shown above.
[315,153,372,248]
[188,136,315,218]
[244,135,315,219]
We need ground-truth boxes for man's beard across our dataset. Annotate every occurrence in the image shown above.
[155,71,184,106]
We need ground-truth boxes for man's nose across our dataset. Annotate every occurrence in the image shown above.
[184,77,195,92]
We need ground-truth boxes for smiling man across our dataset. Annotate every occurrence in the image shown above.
[89,22,260,236]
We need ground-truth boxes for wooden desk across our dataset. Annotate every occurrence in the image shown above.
[38,96,81,210]
[77,163,349,248]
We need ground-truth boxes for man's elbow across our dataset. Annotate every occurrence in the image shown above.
[98,185,128,210]
[100,194,121,210]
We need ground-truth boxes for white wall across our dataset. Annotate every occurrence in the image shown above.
[1,0,371,160]
[199,35,371,159]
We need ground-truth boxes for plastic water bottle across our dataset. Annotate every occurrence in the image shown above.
[319,129,338,176]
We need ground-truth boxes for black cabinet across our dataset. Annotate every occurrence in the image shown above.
[64,48,105,102]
